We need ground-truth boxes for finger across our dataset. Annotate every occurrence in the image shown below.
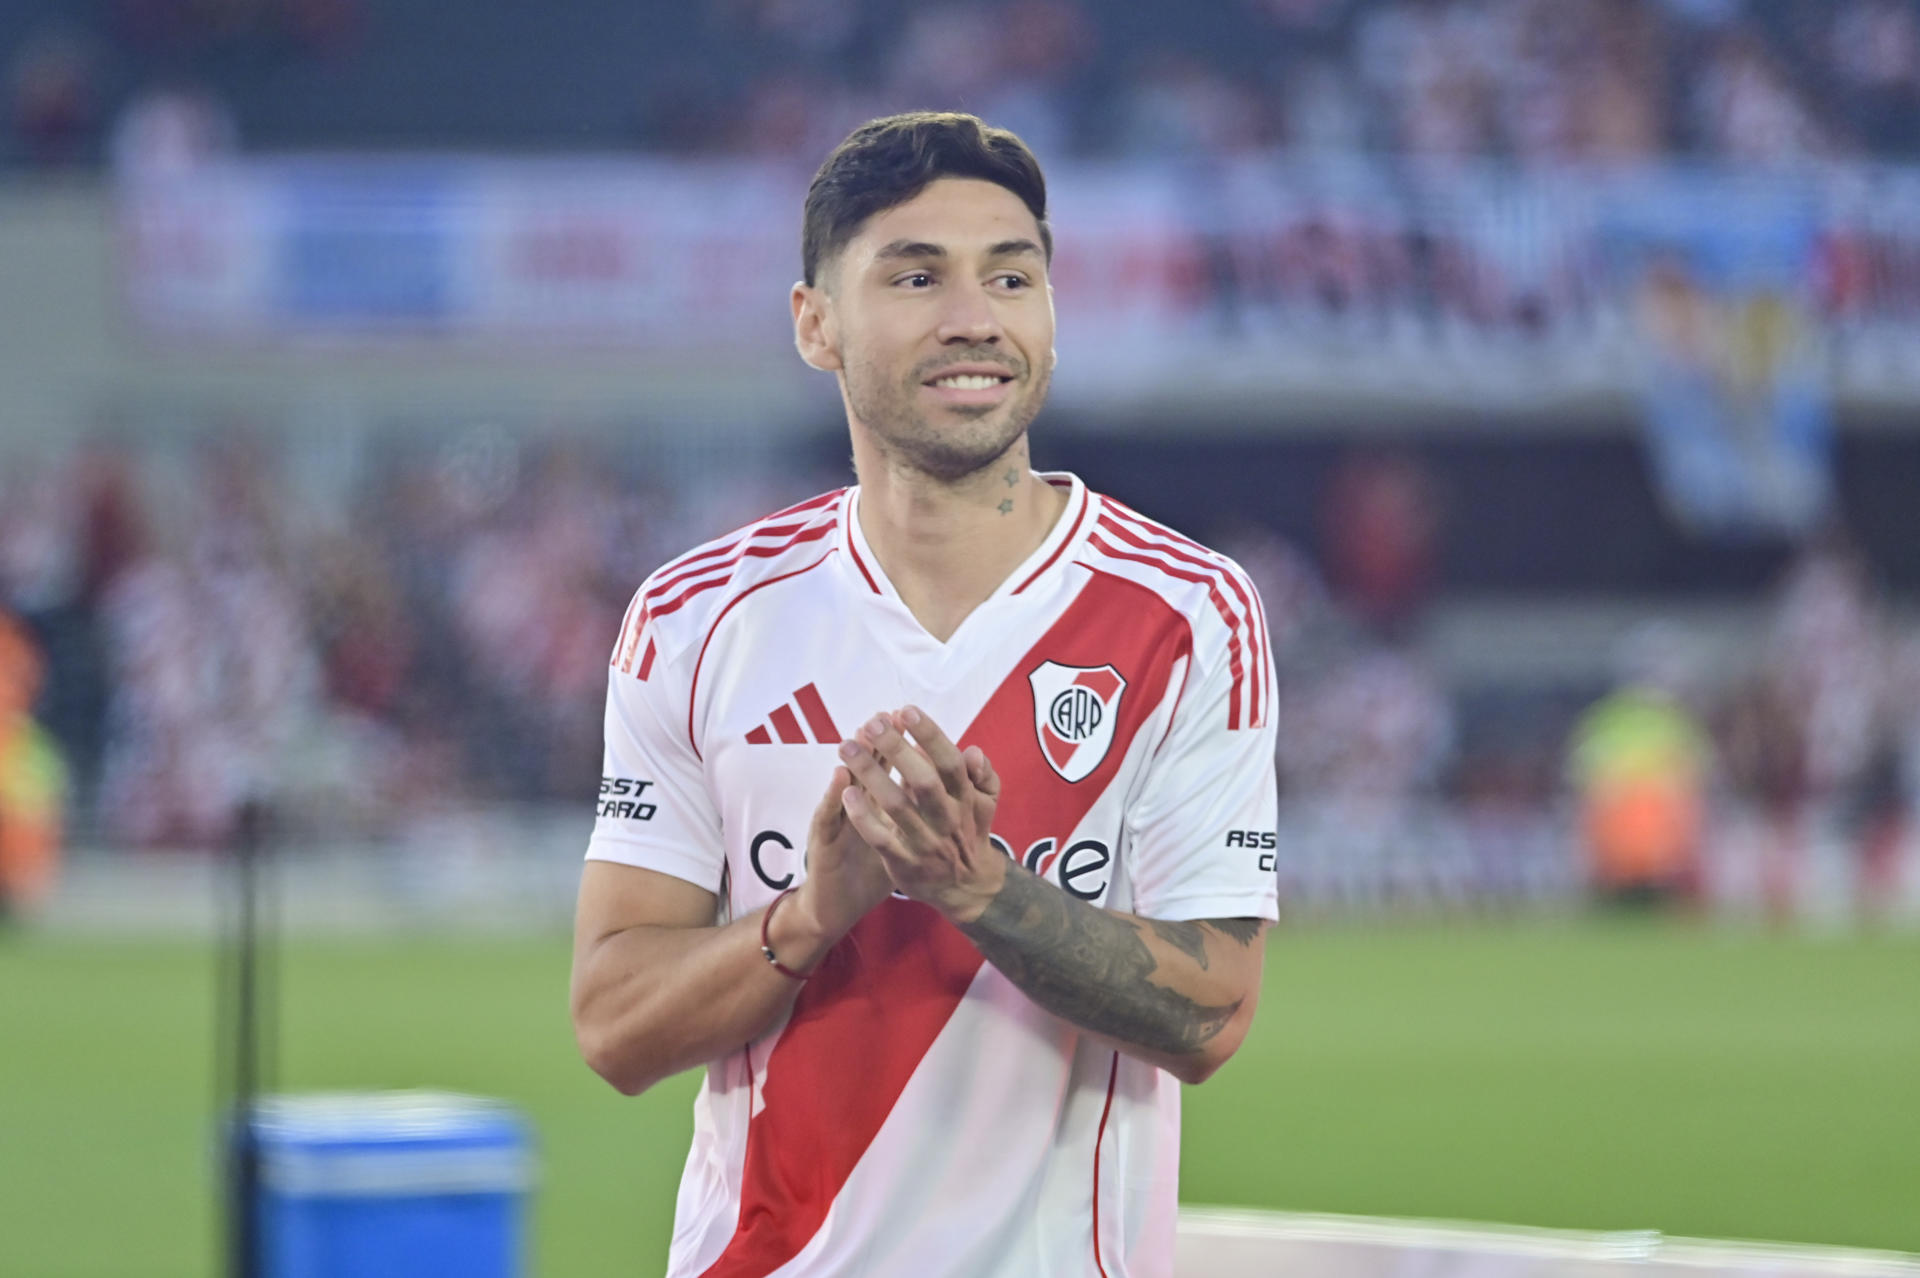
[963,745,1001,830]
[838,735,936,844]
[840,783,906,858]
[859,714,950,820]
[964,745,1001,800]
[839,732,906,805]
[810,765,852,836]
[895,706,969,799]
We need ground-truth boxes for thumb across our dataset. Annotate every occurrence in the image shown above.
[964,746,1000,830]
[811,765,852,837]
[964,746,1000,799]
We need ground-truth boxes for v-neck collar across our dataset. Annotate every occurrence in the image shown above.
[838,471,1093,653]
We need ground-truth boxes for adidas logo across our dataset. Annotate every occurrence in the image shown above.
[745,683,842,746]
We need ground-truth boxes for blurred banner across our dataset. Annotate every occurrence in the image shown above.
[1612,176,1835,537]
[118,159,802,347]
[118,155,1920,425]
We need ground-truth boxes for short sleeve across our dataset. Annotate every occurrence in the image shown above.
[585,651,727,894]
[1124,642,1280,923]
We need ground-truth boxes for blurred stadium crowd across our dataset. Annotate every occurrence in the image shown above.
[3,432,1917,923]
[0,433,832,852]
[3,0,1919,923]
[4,0,1919,169]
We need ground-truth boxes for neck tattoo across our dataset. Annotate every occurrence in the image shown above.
[998,498,1014,516]
[1003,467,1020,488]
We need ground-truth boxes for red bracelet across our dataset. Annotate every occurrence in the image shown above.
[759,888,814,981]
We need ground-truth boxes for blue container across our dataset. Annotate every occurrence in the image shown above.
[247,1092,533,1278]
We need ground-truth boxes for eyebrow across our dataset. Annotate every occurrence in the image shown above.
[871,238,1045,264]
[873,240,946,263]
[987,238,1045,261]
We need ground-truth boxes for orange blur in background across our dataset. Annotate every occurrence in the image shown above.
[0,612,64,915]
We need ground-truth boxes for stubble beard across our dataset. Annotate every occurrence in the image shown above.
[845,351,1051,484]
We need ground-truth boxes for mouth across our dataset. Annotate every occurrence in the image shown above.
[921,367,1017,407]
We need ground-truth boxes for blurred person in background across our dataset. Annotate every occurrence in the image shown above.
[1691,22,1838,163]
[6,23,98,167]
[108,81,236,179]
[13,0,1920,171]
[1320,448,1441,637]
[1826,0,1920,155]
[1717,533,1899,922]
[448,441,636,797]
[1568,625,1712,908]
[0,609,66,922]
[93,438,322,847]
[1869,630,1920,919]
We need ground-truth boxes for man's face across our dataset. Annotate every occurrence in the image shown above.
[811,177,1055,482]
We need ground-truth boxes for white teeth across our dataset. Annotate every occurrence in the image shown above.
[933,374,1004,390]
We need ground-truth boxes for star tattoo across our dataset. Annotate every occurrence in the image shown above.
[998,498,1014,515]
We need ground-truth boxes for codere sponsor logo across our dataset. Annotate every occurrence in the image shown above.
[747,829,911,899]
[988,833,1113,901]
[749,829,795,890]
[746,826,1115,901]
[598,776,657,821]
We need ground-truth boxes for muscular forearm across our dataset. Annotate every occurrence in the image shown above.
[571,896,837,1095]
[830,708,1267,1082]
[955,865,1265,1084]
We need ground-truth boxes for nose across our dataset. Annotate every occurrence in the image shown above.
[934,278,1003,346]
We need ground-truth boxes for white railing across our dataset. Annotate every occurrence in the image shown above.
[1177,1207,1920,1278]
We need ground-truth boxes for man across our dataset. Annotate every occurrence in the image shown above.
[572,112,1278,1277]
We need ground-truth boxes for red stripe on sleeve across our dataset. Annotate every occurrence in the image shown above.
[1096,510,1265,727]
[646,515,832,603]
[650,521,837,622]
[617,602,649,674]
[1090,526,1248,731]
[698,572,1189,1278]
[644,492,844,600]
[611,595,642,670]
[1104,502,1274,726]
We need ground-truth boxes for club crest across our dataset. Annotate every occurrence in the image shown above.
[1028,661,1127,783]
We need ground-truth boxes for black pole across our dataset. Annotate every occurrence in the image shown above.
[221,799,273,1278]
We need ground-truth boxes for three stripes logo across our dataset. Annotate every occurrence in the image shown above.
[745,683,842,746]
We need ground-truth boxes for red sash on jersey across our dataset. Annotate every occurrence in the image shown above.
[702,571,1189,1277]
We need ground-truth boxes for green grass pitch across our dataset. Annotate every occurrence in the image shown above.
[2,918,1916,1277]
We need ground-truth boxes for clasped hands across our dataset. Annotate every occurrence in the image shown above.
[801,705,1006,930]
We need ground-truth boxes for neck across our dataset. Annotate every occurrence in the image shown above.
[851,432,1069,643]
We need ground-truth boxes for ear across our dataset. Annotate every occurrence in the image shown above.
[792,281,843,373]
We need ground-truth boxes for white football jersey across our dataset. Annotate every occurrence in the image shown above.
[587,473,1279,1278]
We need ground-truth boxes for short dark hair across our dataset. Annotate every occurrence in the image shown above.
[801,112,1053,288]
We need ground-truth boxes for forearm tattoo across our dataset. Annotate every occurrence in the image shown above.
[1147,918,1211,970]
[1208,917,1265,946]
[957,867,1249,1057]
